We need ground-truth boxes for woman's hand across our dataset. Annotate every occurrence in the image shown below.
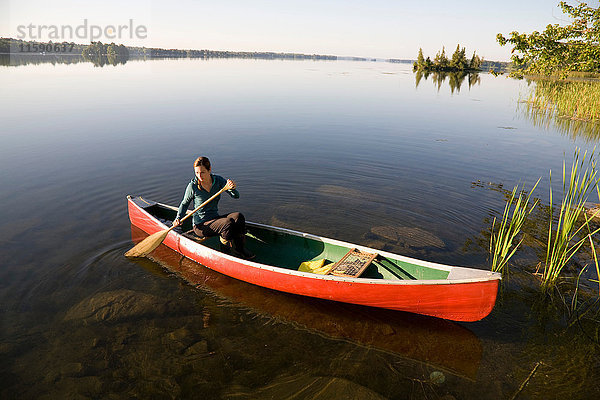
[172,217,181,227]
[225,179,236,190]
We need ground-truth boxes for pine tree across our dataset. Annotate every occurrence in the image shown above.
[469,51,482,70]
[439,46,448,69]
[425,56,432,69]
[451,44,461,69]
[417,48,425,69]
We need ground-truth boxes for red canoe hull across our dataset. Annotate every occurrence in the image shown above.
[127,197,500,322]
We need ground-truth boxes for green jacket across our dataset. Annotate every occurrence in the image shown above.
[176,174,239,225]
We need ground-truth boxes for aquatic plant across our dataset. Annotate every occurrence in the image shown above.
[588,217,600,295]
[542,148,600,290]
[526,79,600,123]
[518,79,600,145]
[490,179,540,274]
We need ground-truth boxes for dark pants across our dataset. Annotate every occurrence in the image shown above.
[193,212,245,242]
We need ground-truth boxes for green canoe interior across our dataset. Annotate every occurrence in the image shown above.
[142,203,450,281]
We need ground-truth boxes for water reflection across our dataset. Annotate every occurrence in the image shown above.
[519,99,600,143]
[131,225,483,380]
[2,56,600,399]
[0,53,87,67]
[0,53,130,67]
[415,70,481,93]
[82,53,129,67]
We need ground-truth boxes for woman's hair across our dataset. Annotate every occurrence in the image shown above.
[193,156,211,170]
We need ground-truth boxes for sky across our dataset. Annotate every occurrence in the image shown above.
[0,0,578,61]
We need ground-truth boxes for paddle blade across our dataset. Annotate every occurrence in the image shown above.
[125,229,170,258]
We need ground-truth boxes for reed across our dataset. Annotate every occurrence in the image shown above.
[588,234,600,295]
[526,80,600,122]
[542,148,600,291]
[522,100,600,142]
[490,179,540,274]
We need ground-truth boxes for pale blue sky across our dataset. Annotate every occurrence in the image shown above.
[1,0,574,61]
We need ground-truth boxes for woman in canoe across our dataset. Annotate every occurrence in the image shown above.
[172,156,254,259]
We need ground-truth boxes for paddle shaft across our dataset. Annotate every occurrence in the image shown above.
[172,185,229,228]
[125,184,231,258]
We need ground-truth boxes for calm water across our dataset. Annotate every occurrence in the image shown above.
[1,57,599,399]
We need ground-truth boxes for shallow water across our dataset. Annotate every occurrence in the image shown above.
[1,57,599,399]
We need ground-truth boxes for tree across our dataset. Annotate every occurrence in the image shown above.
[416,45,481,71]
[469,51,482,70]
[106,43,117,58]
[424,56,432,70]
[451,44,468,70]
[415,47,425,70]
[437,46,448,68]
[497,1,600,75]
[117,44,129,58]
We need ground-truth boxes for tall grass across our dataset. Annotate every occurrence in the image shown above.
[542,148,600,290]
[527,80,600,122]
[490,179,540,274]
[588,234,600,295]
[523,99,600,142]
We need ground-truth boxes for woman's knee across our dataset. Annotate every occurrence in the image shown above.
[228,212,244,223]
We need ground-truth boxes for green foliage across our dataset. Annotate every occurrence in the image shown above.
[526,79,600,122]
[0,37,11,53]
[81,41,130,66]
[450,44,468,70]
[587,235,600,295]
[520,79,600,141]
[413,48,425,70]
[415,69,481,93]
[414,44,482,72]
[424,56,432,69]
[433,47,449,68]
[469,51,482,70]
[497,1,600,75]
[490,180,541,274]
[542,148,600,291]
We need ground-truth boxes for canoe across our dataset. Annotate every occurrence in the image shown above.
[127,195,501,322]
[130,224,483,379]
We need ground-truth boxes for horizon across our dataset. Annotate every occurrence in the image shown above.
[1,1,570,62]
[2,36,512,63]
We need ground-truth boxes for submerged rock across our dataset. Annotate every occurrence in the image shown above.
[184,340,209,356]
[585,202,600,222]
[64,289,167,324]
[317,185,364,199]
[270,204,319,231]
[371,226,400,242]
[371,226,445,249]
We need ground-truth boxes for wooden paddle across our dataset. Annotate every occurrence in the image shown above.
[125,186,229,258]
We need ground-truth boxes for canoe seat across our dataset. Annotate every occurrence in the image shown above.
[326,248,378,278]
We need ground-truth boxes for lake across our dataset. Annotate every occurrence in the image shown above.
[1,57,599,399]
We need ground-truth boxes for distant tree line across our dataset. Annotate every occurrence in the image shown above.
[0,37,88,54]
[0,37,338,62]
[82,41,129,58]
[126,46,337,60]
[413,45,483,72]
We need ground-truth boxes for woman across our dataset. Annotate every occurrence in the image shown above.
[172,156,254,259]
